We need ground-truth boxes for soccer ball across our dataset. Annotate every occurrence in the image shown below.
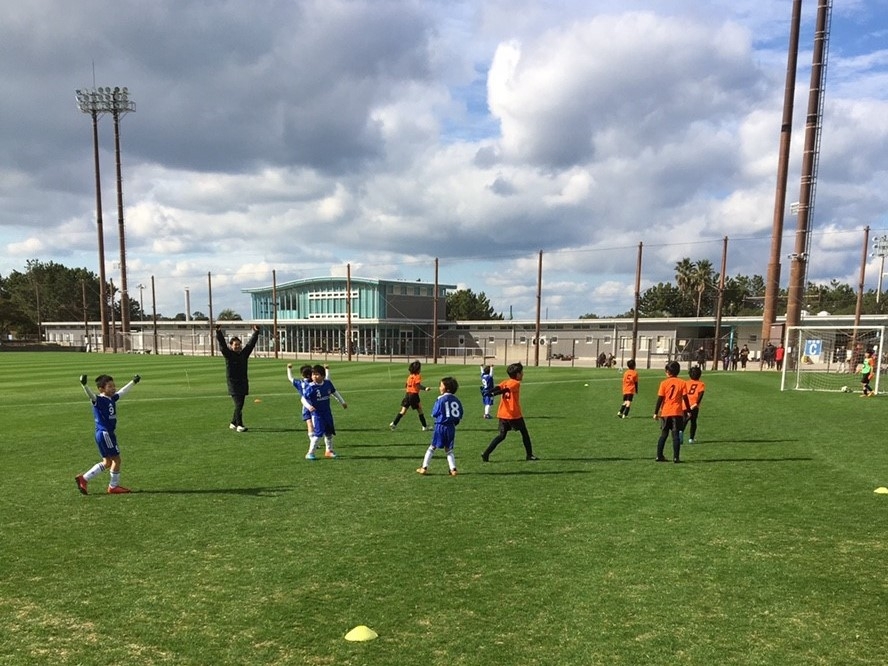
[840,386,850,393]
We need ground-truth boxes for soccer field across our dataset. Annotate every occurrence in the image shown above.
[1,352,885,665]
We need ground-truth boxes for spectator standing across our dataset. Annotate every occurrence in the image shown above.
[216,324,261,432]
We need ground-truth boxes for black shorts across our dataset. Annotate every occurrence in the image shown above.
[659,416,684,432]
[400,393,422,410]
[622,393,635,402]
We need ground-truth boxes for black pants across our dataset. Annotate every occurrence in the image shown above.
[657,416,683,460]
[685,407,699,439]
[483,417,533,459]
[230,394,246,427]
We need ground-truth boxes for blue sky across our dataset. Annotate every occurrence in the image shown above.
[1,1,887,319]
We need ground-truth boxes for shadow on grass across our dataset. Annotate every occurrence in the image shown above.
[692,457,814,463]
[132,485,297,497]
[687,438,800,444]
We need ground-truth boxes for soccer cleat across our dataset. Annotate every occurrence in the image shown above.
[236,425,248,432]
[688,438,695,444]
[416,467,428,475]
[483,414,492,419]
[229,423,237,430]
[673,458,682,464]
[449,469,458,477]
[421,426,430,431]
[305,452,316,460]
[324,450,337,458]
[107,485,131,494]
[74,475,88,495]
[526,455,539,461]
[389,423,396,431]
[656,456,668,462]
[481,452,490,463]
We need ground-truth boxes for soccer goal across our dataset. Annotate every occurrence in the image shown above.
[781,325,884,393]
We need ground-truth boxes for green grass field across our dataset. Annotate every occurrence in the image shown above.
[1,352,886,665]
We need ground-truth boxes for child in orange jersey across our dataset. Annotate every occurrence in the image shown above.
[684,365,706,444]
[389,360,432,431]
[481,362,538,462]
[617,359,638,418]
[653,361,691,463]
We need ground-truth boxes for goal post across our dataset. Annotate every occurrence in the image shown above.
[781,325,884,393]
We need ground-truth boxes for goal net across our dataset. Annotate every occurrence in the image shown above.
[781,325,883,393]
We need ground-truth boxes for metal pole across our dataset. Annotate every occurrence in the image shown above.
[713,237,728,371]
[786,0,831,329]
[112,109,131,347]
[90,111,109,350]
[151,275,158,354]
[433,258,439,364]
[761,0,802,353]
[534,250,543,367]
[632,242,642,360]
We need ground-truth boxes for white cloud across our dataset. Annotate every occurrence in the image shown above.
[2,1,888,319]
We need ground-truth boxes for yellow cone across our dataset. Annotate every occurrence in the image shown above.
[874,487,888,495]
[345,625,378,642]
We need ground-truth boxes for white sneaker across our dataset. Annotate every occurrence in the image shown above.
[236,425,247,432]
[229,424,237,430]
[389,423,396,431]
[422,426,430,432]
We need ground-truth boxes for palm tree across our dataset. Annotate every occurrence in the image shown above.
[674,258,694,295]
[691,260,715,316]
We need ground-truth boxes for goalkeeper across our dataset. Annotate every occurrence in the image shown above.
[74,372,141,495]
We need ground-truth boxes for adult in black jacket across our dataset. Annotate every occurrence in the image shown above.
[216,324,261,431]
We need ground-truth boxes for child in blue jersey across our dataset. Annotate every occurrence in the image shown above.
[287,363,330,441]
[74,372,141,495]
[300,364,347,460]
[480,364,494,419]
[417,377,463,476]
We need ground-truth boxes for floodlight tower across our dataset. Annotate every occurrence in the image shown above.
[108,87,136,347]
[872,235,888,303]
[75,87,110,350]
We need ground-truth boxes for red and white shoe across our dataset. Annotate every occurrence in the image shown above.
[107,485,131,494]
[74,475,88,495]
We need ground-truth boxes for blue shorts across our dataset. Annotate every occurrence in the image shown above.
[95,430,120,458]
[431,424,456,451]
[311,412,336,438]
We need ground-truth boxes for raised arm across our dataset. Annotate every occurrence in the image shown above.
[79,374,96,402]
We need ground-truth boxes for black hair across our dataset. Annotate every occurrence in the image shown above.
[408,360,422,374]
[666,360,681,376]
[229,336,242,345]
[627,359,636,370]
[688,366,702,380]
[300,364,313,379]
[482,365,491,374]
[311,364,327,378]
[441,376,459,394]
[507,362,524,379]
[95,374,114,388]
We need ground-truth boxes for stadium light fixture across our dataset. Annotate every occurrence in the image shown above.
[871,234,888,303]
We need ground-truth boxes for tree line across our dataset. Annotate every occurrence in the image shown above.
[579,258,888,319]
[0,260,242,338]
[3,258,885,338]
